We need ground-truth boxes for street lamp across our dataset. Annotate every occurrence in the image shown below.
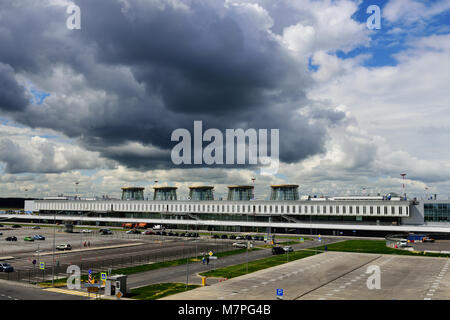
[52,210,63,286]
[400,173,407,200]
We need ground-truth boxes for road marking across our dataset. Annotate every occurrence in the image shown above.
[43,288,92,297]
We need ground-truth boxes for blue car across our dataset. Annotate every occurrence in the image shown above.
[33,235,45,240]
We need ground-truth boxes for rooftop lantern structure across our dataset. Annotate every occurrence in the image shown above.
[270,184,299,201]
[227,185,254,201]
[153,186,178,201]
[189,186,214,201]
[121,187,145,201]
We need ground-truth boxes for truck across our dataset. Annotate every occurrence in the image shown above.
[153,225,164,231]
[407,234,426,243]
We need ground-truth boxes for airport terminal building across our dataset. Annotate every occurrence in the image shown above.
[8,185,450,237]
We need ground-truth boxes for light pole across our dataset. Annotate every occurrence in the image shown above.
[52,211,62,286]
[400,173,407,200]
[75,182,79,199]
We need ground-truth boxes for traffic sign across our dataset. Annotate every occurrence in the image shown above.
[116,291,123,299]
[88,269,92,275]
[39,262,45,270]
[209,251,213,256]
[101,272,107,281]
[276,289,283,298]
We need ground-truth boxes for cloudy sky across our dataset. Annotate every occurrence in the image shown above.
[0,0,449,200]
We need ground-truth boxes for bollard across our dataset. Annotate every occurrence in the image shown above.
[202,277,207,286]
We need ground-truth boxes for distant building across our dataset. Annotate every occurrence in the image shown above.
[153,186,177,201]
[189,186,214,201]
[121,187,144,201]
[227,185,254,201]
[270,185,299,201]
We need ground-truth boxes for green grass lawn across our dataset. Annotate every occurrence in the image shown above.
[199,249,316,279]
[316,240,450,258]
[127,283,200,300]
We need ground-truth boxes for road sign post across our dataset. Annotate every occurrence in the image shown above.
[276,288,283,300]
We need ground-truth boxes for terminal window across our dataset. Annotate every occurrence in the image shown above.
[425,203,450,222]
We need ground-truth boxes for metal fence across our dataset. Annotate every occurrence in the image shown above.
[0,240,234,285]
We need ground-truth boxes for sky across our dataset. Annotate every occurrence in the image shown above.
[0,0,449,200]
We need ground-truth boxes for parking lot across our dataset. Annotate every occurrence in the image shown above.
[0,224,263,283]
[164,251,450,300]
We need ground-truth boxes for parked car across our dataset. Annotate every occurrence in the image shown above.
[193,233,199,238]
[235,236,244,240]
[174,232,179,237]
[220,234,228,239]
[24,236,34,242]
[162,231,167,236]
[56,244,72,251]
[31,226,40,229]
[399,239,410,247]
[81,229,92,233]
[0,262,14,272]
[5,236,17,241]
[126,229,141,234]
[12,225,21,228]
[283,246,293,252]
[245,235,252,240]
[101,229,112,235]
[33,235,45,240]
[143,230,155,235]
[232,242,248,248]
[229,235,236,240]
[272,246,285,255]
[423,237,435,243]
[212,234,219,239]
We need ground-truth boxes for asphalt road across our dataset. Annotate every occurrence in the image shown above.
[127,237,341,288]
[0,279,87,300]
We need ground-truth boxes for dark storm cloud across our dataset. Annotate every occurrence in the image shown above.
[0,0,346,171]
[0,63,29,112]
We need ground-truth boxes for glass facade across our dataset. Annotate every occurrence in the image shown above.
[153,188,177,201]
[121,188,144,200]
[424,203,450,222]
[270,185,299,201]
[227,186,254,201]
[189,187,214,201]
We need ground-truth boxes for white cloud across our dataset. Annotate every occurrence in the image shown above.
[383,0,450,24]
